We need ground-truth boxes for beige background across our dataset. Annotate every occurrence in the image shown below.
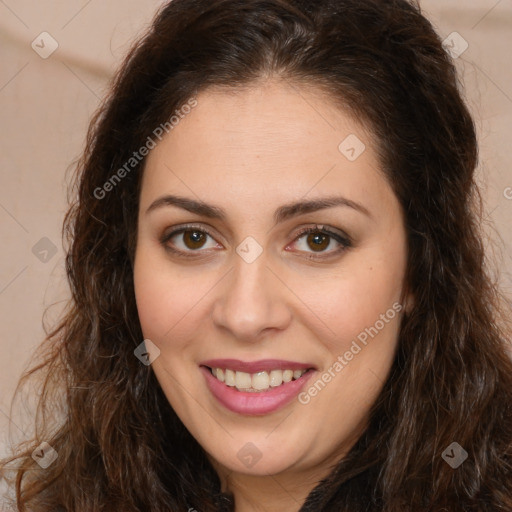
[0,0,511,461]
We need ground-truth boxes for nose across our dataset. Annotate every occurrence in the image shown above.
[210,250,292,343]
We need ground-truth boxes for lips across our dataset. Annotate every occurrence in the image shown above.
[199,358,316,415]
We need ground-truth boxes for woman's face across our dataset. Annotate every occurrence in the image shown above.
[133,79,410,483]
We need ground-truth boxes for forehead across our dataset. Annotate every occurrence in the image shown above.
[139,79,395,219]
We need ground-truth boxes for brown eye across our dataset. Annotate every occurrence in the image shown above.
[182,230,207,250]
[305,232,330,252]
[290,225,352,259]
[161,225,220,255]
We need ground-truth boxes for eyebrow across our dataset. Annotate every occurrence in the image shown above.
[145,194,373,224]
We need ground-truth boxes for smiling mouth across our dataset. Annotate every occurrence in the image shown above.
[205,366,313,392]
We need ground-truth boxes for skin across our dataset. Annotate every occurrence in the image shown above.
[133,78,412,512]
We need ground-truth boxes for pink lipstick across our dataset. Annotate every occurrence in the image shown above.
[200,358,316,415]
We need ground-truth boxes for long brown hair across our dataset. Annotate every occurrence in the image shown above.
[3,0,512,510]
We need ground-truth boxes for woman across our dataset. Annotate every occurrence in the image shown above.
[2,0,512,510]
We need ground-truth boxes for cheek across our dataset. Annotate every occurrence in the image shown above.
[296,256,405,351]
[133,246,185,340]
[134,259,170,341]
[289,231,408,400]
[133,245,218,347]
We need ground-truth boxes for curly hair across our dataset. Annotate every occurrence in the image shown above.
[2,0,512,510]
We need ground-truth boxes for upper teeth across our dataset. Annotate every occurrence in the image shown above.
[210,368,308,392]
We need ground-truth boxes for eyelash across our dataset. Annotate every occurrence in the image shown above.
[160,223,352,261]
